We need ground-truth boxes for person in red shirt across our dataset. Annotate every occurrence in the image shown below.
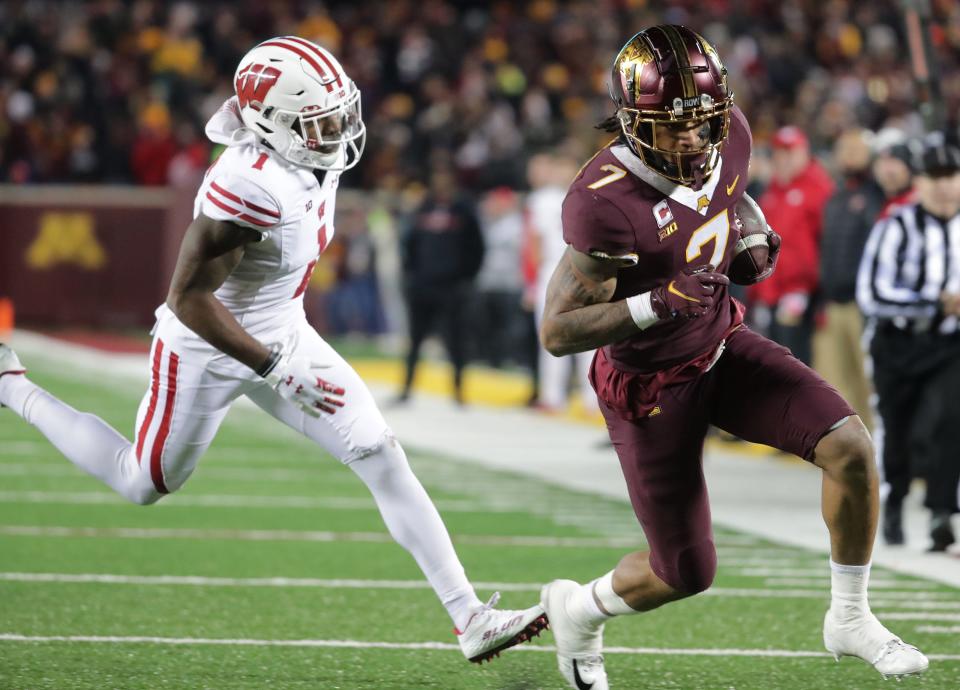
[750,126,834,364]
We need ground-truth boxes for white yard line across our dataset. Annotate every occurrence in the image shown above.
[0,525,643,549]
[0,572,955,603]
[915,626,960,634]
[0,572,539,592]
[0,633,958,661]
[0,490,521,514]
[0,490,379,511]
[739,567,921,578]
[0,463,332,484]
[874,600,960,610]
[715,547,818,556]
[878,612,960,621]
[762,577,938,590]
[0,441,49,452]
[0,491,802,548]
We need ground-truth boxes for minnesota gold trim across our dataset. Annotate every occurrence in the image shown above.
[667,281,700,303]
[660,25,697,100]
[726,174,740,196]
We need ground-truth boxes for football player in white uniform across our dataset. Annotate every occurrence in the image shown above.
[0,36,546,662]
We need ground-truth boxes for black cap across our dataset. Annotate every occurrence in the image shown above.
[912,133,960,177]
[873,127,912,169]
[883,143,914,169]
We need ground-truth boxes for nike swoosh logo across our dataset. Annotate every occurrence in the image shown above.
[667,281,700,303]
[572,659,594,690]
[726,174,740,196]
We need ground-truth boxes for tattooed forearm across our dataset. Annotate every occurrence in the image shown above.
[540,248,640,356]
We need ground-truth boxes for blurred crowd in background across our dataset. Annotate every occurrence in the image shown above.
[2,0,960,415]
[3,0,960,188]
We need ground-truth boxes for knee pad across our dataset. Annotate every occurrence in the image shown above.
[653,538,717,594]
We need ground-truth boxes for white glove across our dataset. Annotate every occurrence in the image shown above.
[263,353,345,417]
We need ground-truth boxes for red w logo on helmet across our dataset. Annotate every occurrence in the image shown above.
[236,64,282,110]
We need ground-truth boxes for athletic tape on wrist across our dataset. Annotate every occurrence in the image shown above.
[625,291,659,330]
[256,348,282,378]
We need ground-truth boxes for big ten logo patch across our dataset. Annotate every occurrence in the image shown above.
[26,213,106,270]
[658,221,679,242]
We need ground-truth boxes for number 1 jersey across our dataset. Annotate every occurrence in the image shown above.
[153,142,340,372]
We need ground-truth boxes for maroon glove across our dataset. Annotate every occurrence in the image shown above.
[650,265,730,320]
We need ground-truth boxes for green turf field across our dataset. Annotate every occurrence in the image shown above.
[1,362,958,689]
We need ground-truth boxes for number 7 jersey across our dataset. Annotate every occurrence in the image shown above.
[562,106,752,373]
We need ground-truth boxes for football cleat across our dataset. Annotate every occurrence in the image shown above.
[0,343,26,409]
[541,579,609,690]
[929,512,956,553]
[824,608,929,679]
[455,592,548,664]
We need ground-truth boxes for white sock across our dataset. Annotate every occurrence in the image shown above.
[830,560,871,621]
[568,571,637,630]
[348,439,482,630]
[1,375,156,504]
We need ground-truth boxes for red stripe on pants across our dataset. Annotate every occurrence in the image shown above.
[149,350,180,494]
[136,340,164,463]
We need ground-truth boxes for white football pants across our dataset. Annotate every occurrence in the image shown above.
[2,319,481,624]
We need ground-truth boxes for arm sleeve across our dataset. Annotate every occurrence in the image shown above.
[562,189,637,262]
[857,216,939,319]
[200,174,282,235]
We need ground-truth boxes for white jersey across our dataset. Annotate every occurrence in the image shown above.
[527,185,568,300]
[154,142,340,374]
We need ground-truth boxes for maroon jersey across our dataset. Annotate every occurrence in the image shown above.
[563,106,752,374]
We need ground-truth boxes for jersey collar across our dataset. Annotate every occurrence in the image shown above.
[611,144,724,216]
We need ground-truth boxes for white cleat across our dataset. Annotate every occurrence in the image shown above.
[455,592,548,664]
[0,343,26,408]
[541,579,609,690]
[824,608,929,679]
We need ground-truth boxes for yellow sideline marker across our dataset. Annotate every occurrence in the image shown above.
[350,357,778,460]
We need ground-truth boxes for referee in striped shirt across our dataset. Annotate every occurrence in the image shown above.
[857,134,960,552]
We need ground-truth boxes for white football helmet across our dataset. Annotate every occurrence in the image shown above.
[233,36,365,171]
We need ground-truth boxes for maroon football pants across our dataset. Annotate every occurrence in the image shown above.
[598,327,854,593]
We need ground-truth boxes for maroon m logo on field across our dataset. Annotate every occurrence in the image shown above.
[236,64,282,110]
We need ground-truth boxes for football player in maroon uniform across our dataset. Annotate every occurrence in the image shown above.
[537,26,927,689]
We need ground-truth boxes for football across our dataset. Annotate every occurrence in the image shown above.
[729,192,773,285]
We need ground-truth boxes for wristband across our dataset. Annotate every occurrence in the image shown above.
[255,347,282,378]
[625,291,659,330]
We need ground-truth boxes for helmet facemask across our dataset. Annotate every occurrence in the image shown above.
[618,99,731,186]
[270,86,366,171]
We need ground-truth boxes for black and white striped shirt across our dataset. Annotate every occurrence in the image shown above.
[857,202,960,335]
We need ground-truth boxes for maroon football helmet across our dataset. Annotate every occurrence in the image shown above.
[610,25,734,186]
